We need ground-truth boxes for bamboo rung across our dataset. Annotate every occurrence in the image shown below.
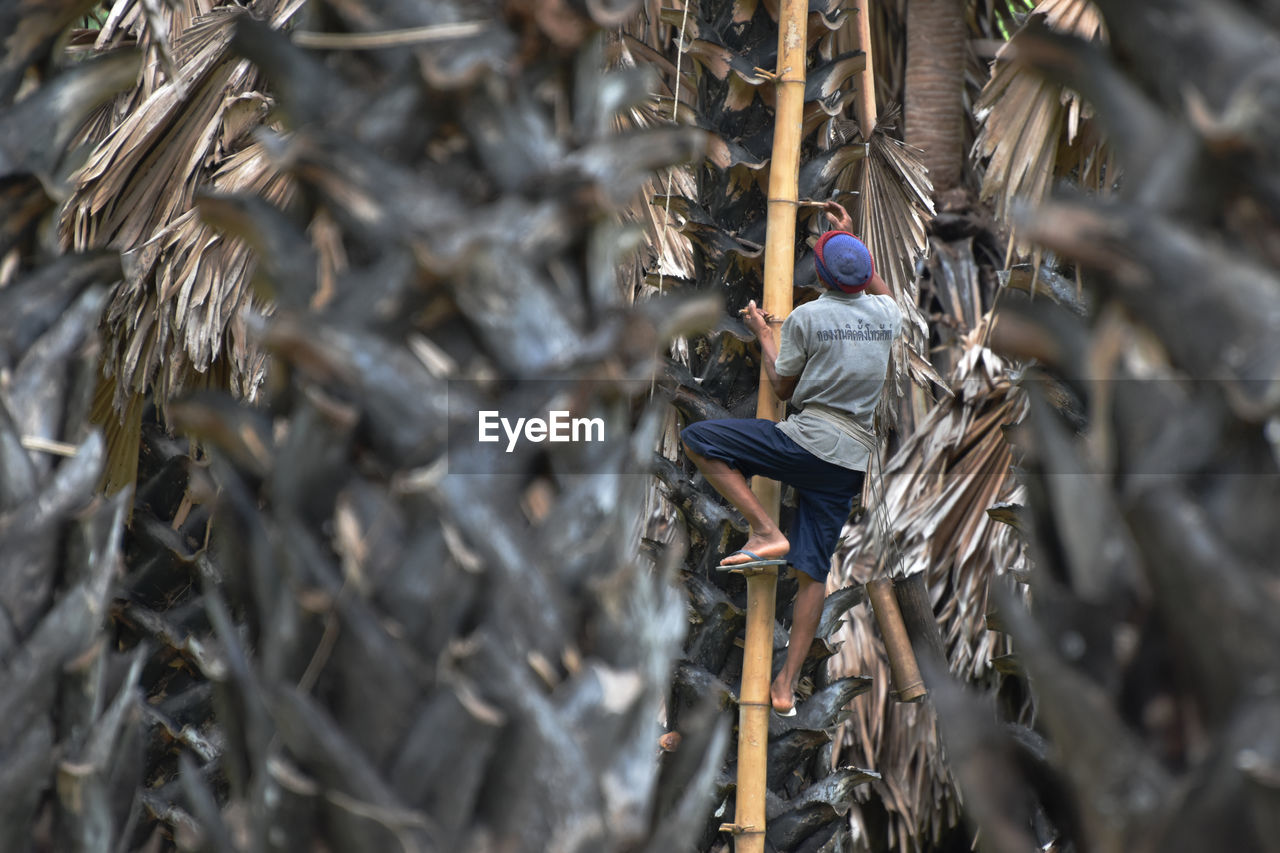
[720,823,760,835]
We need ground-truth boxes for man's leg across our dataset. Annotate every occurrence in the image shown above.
[769,472,863,712]
[771,571,824,713]
[682,442,789,565]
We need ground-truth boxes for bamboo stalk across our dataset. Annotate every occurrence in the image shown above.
[867,578,927,702]
[730,561,777,848]
[851,0,878,134]
[292,22,485,50]
[733,3,809,852]
[19,436,80,457]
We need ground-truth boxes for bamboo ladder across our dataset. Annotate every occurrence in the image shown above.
[725,3,808,851]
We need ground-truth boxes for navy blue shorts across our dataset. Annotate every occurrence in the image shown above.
[680,418,864,583]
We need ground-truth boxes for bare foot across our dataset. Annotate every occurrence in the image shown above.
[719,531,790,566]
[770,675,796,715]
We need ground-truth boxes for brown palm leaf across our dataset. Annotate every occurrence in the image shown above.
[844,115,946,425]
[613,22,697,300]
[60,1,302,491]
[828,319,1029,851]
[972,0,1109,255]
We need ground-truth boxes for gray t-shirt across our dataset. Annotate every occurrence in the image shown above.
[774,289,902,471]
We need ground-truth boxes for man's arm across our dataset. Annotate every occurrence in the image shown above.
[865,271,890,297]
[742,300,799,401]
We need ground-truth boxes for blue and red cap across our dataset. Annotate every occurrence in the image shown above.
[814,231,874,293]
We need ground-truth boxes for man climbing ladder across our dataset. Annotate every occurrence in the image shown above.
[682,201,902,716]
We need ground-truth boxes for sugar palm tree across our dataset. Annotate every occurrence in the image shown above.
[9,2,1276,853]
[936,1,1280,850]
[825,2,1280,852]
[630,3,903,849]
[630,1,1102,850]
[4,1,733,850]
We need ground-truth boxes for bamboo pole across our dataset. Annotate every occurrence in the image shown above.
[731,4,808,852]
[867,578,927,702]
[851,0,930,427]
[851,0,878,134]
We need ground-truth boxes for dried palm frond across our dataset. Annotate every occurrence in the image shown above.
[848,116,932,318]
[612,13,699,552]
[612,22,697,298]
[829,317,1029,851]
[824,11,944,440]
[824,109,944,441]
[972,0,1110,254]
[59,1,303,491]
[848,116,944,424]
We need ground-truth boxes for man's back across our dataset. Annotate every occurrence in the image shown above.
[775,289,901,471]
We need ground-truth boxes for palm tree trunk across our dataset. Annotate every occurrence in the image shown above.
[905,0,967,199]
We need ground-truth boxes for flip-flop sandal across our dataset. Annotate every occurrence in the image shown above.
[772,703,797,718]
[715,549,788,572]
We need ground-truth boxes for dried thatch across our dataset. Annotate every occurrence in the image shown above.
[828,320,1028,851]
[973,0,1111,256]
[60,1,301,492]
[613,18,697,297]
